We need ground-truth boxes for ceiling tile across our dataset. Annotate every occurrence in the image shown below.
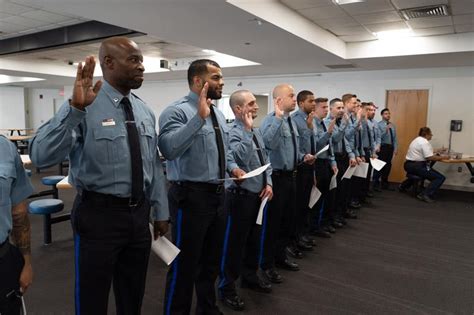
[0,20,26,32]
[455,23,474,32]
[391,0,448,10]
[20,10,71,23]
[281,0,332,10]
[0,1,35,14]
[413,25,454,36]
[365,21,408,33]
[353,10,403,24]
[453,14,474,25]
[338,33,377,42]
[0,11,12,18]
[407,16,453,29]
[338,0,394,15]
[326,25,368,36]
[314,16,360,28]
[450,0,474,15]
[56,19,85,26]
[298,5,348,20]
[2,14,49,27]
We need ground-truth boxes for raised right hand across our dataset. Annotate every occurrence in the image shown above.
[71,56,102,110]
[198,82,212,119]
[274,101,284,118]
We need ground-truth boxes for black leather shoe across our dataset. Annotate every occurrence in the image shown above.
[276,259,300,271]
[373,183,382,192]
[301,235,317,246]
[344,210,358,219]
[220,293,245,311]
[296,240,313,251]
[349,201,361,209]
[262,268,283,284]
[398,184,408,193]
[382,184,395,191]
[323,226,336,234]
[335,217,347,225]
[367,191,374,198]
[286,245,304,258]
[241,277,272,293]
[332,221,344,228]
[417,193,435,203]
[310,229,332,238]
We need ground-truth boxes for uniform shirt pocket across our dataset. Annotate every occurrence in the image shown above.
[92,125,127,163]
[139,120,156,161]
[0,164,15,207]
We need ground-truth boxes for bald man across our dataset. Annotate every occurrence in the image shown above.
[259,84,315,283]
[30,37,169,314]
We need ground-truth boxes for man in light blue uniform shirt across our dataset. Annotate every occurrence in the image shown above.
[373,108,398,191]
[259,84,315,284]
[312,97,338,236]
[291,90,318,252]
[0,136,34,314]
[218,90,273,311]
[29,37,169,315]
[360,103,377,200]
[159,59,243,315]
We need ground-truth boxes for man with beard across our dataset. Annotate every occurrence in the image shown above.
[259,84,315,283]
[218,90,273,311]
[373,108,398,191]
[360,102,377,200]
[30,37,169,314]
[326,98,355,225]
[159,59,244,315]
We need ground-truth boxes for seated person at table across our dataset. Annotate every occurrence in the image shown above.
[399,127,446,203]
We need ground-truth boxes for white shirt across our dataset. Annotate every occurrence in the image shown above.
[406,136,433,161]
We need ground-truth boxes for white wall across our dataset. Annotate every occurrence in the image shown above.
[63,66,473,190]
[27,88,64,130]
[0,86,26,132]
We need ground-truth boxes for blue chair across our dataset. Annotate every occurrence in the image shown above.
[29,199,65,245]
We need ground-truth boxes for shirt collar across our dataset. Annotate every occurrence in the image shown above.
[297,108,308,118]
[187,91,199,104]
[101,80,132,108]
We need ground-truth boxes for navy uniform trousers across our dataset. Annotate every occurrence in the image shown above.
[164,182,226,315]
[218,188,262,295]
[0,241,24,315]
[72,191,151,315]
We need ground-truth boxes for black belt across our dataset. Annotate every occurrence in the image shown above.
[226,188,259,196]
[82,190,145,208]
[272,169,297,177]
[0,239,10,258]
[334,152,348,159]
[381,144,393,148]
[171,181,224,194]
[406,160,426,164]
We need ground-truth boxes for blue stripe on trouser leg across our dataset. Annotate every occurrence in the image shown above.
[218,215,232,289]
[258,204,268,267]
[318,200,325,227]
[74,234,81,315]
[165,208,183,315]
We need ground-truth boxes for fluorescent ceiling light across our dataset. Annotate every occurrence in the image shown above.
[0,74,45,84]
[202,49,217,54]
[374,29,414,40]
[332,0,365,5]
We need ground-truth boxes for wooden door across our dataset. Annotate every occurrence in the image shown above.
[386,90,429,182]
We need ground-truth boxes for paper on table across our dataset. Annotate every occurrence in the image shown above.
[220,163,270,181]
[329,174,337,190]
[256,196,269,225]
[315,144,329,157]
[149,224,180,265]
[353,162,369,178]
[308,185,322,208]
[342,165,356,179]
[370,158,386,171]
[20,154,31,165]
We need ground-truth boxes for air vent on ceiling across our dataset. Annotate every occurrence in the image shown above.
[400,4,449,20]
[325,64,356,69]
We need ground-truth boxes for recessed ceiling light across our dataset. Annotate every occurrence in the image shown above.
[202,49,217,54]
[332,0,365,5]
[374,29,414,39]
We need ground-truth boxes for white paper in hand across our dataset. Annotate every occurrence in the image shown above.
[220,163,270,181]
[308,185,322,208]
[342,166,356,179]
[329,174,337,190]
[150,224,180,265]
[315,144,329,157]
[256,197,269,225]
[370,158,386,171]
[353,162,369,178]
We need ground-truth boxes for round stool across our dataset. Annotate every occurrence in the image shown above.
[29,199,64,245]
[41,175,65,199]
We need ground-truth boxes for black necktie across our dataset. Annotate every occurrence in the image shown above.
[336,120,346,153]
[121,97,143,202]
[321,120,333,156]
[209,106,226,179]
[388,122,394,144]
[366,122,373,148]
[252,131,267,187]
[286,116,298,170]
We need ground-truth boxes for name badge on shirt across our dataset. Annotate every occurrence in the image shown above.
[102,118,116,127]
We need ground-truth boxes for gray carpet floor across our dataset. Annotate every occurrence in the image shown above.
[22,166,474,314]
